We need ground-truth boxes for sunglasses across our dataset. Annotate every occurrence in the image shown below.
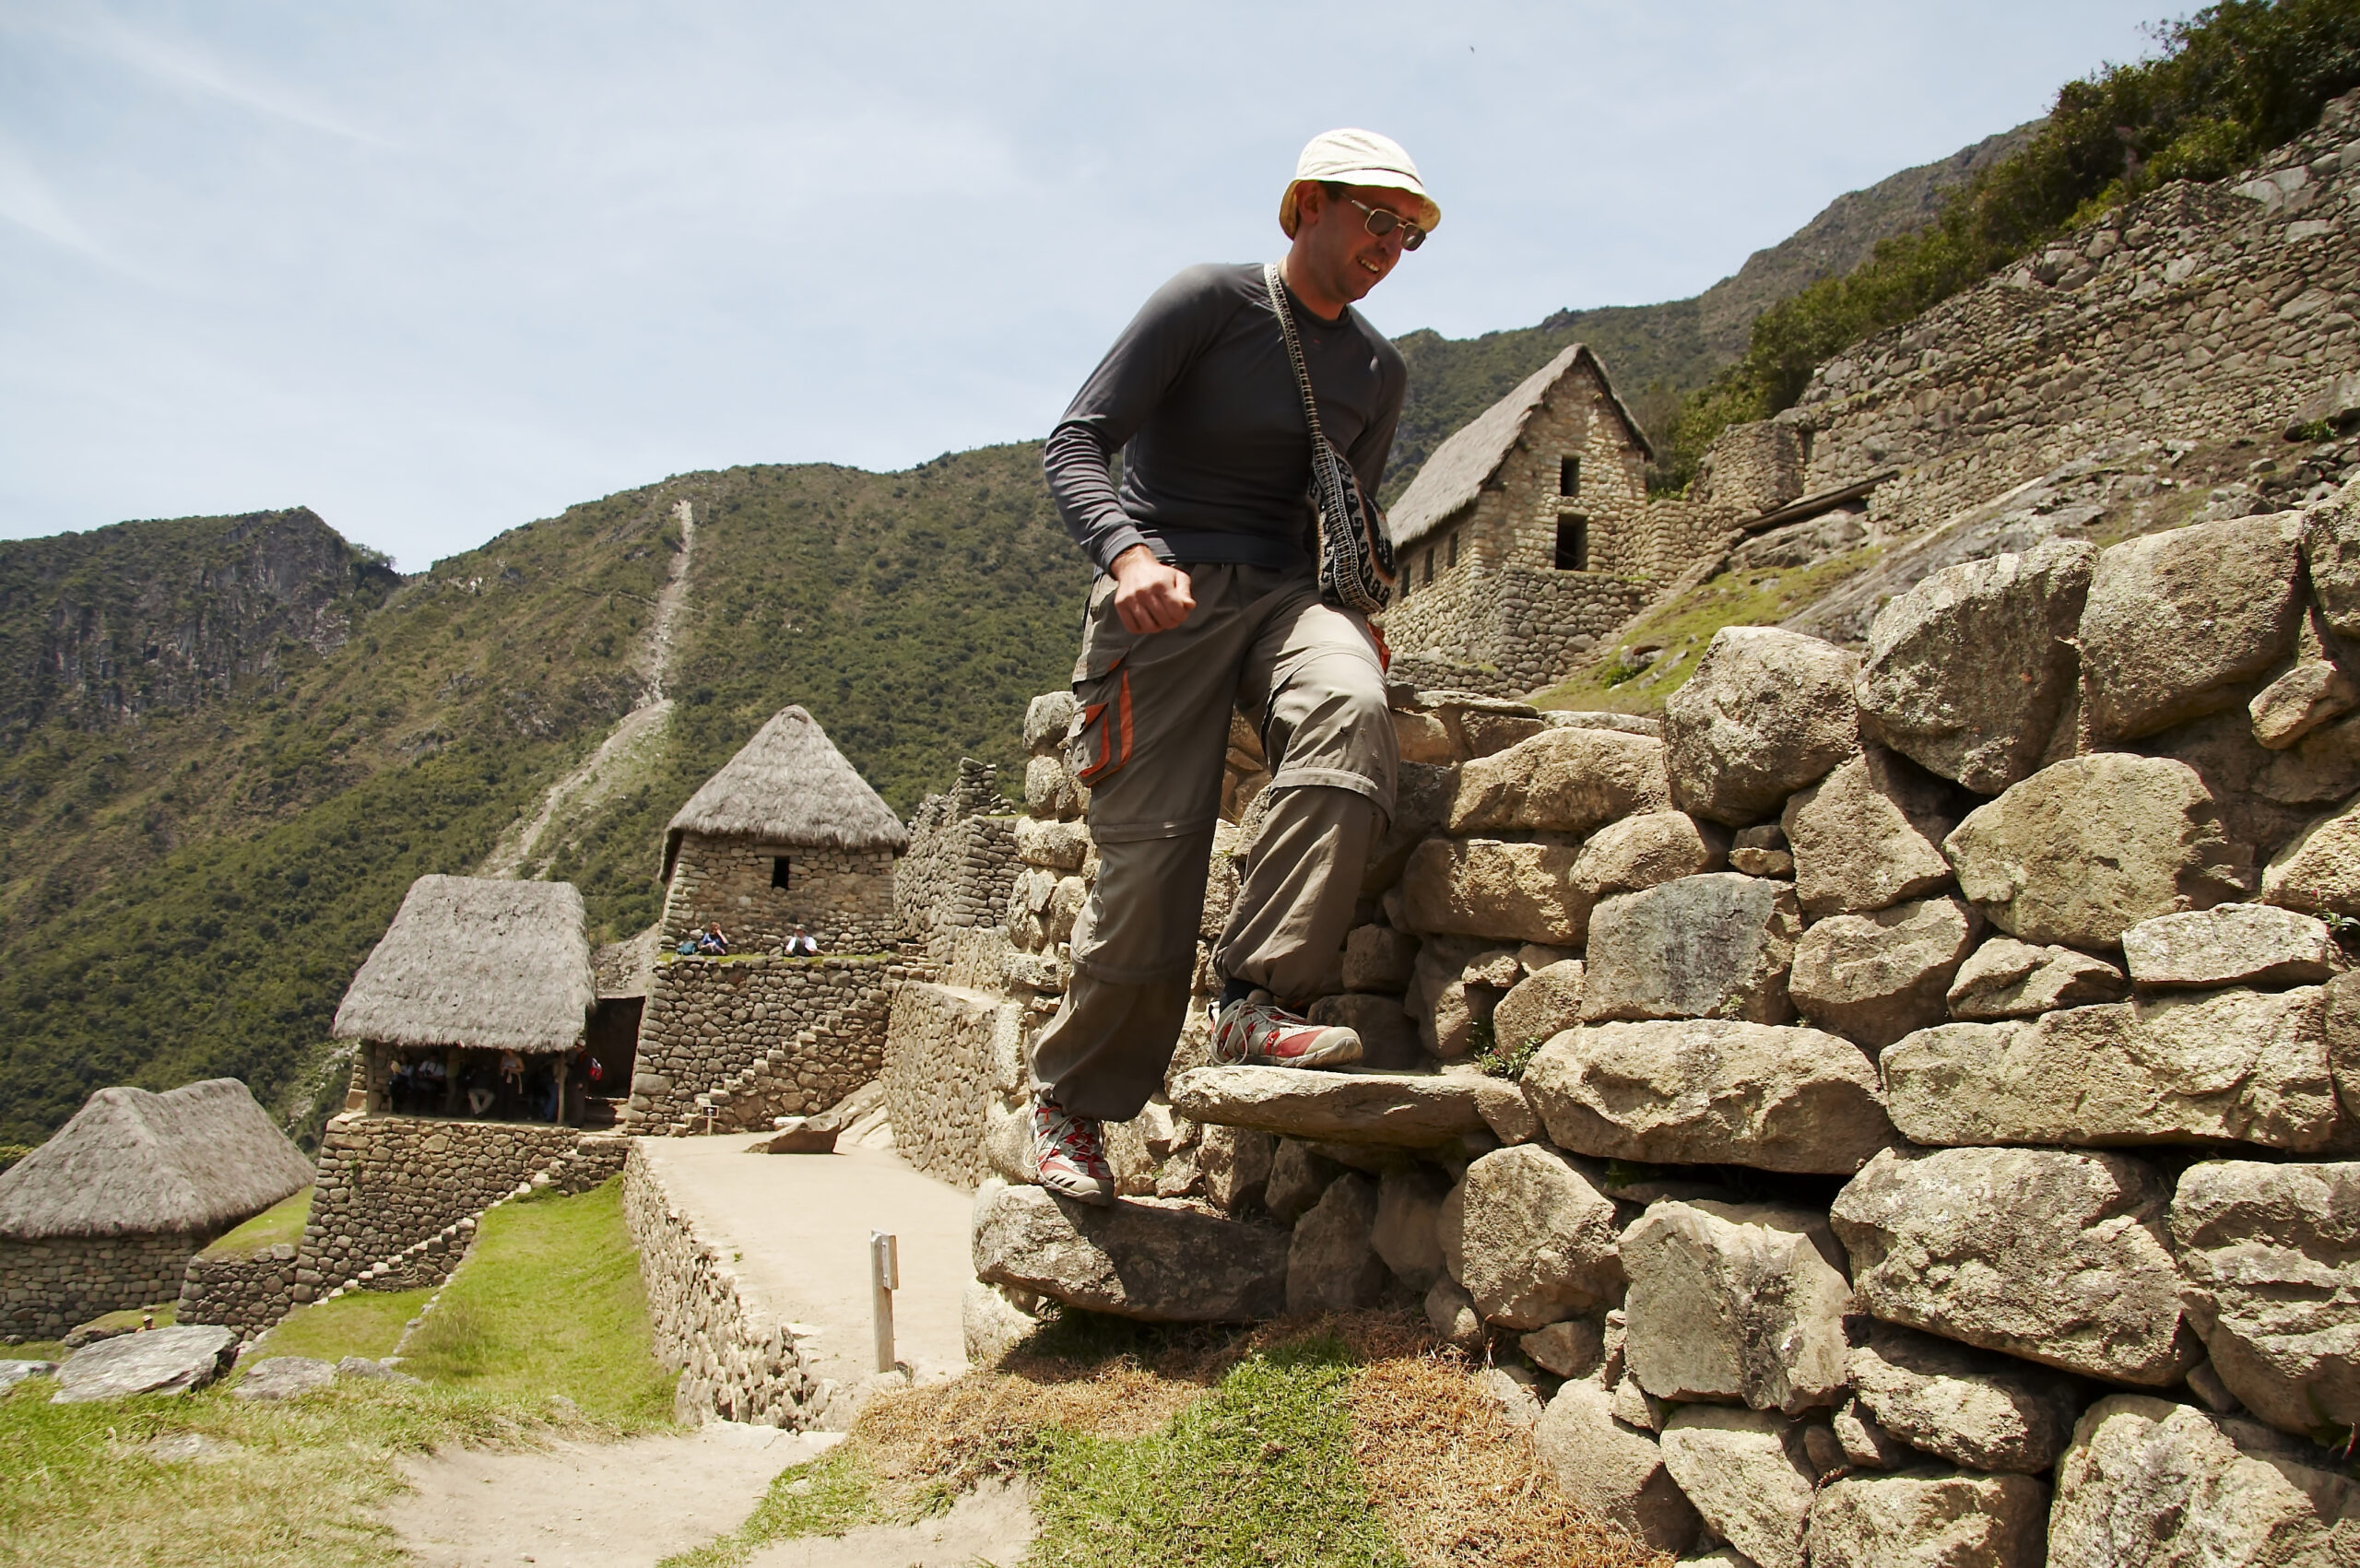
[1344,195,1427,251]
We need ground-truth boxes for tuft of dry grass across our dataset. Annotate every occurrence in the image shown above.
[1347,1351,1670,1568]
[811,1309,1669,1568]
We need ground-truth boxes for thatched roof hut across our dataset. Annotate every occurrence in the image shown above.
[663,705,909,879]
[332,875,595,1055]
[0,1079,313,1242]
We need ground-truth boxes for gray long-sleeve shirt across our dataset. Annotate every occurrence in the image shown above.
[1044,262,1407,574]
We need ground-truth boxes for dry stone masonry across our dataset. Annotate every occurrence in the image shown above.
[0,1232,198,1341]
[660,833,896,954]
[623,955,897,1135]
[903,440,2360,1559]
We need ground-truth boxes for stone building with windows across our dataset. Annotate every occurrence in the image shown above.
[1381,344,1719,692]
[659,705,909,956]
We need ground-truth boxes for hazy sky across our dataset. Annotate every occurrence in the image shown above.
[4,1,2170,569]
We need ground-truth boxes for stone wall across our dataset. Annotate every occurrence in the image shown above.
[661,832,897,954]
[623,955,897,1135]
[297,1114,604,1297]
[622,1145,828,1428]
[896,774,1020,947]
[882,982,1019,1190]
[1791,89,2360,541]
[176,1245,301,1338]
[0,1232,198,1340]
[946,468,2360,1557]
[1692,419,1806,517]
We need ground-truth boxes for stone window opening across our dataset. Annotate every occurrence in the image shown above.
[771,855,791,890]
[1559,455,1580,496]
[1446,530,1460,569]
[1555,515,1589,572]
[1422,548,1434,586]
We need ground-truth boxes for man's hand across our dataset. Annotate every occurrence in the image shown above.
[1110,545,1195,634]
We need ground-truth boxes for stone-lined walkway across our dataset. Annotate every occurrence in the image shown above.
[632,1134,975,1392]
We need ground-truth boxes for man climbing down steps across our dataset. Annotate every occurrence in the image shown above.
[1026,128,1440,1206]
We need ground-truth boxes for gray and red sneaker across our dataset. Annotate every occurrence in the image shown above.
[1032,1095,1115,1207]
[1210,989,1363,1070]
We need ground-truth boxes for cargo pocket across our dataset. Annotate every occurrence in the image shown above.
[1070,651,1134,786]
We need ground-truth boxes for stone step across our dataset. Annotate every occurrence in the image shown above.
[971,1180,1288,1323]
[1167,1064,1535,1148]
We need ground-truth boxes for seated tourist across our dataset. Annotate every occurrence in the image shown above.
[386,1059,414,1114]
[413,1055,447,1110]
[785,924,820,957]
[697,924,730,955]
[465,1068,495,1117]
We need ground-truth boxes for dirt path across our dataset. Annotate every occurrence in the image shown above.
[478,493,698,878]
[383,1422,834,1568]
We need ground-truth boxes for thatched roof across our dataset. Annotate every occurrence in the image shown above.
[331,875,594,1054]
[1388,344,1655,552]
[0,1079,313,1241]
[664,705,910,878]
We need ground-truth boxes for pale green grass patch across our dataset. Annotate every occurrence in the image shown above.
[250,1288,432,1365]
[202,1187,314,1260]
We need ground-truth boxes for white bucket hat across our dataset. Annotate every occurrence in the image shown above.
[1279,128,1440,238]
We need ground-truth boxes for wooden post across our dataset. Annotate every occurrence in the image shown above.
[443,1048,461,1115]
[870,1230,898,1373]
[554,1052,568,1126]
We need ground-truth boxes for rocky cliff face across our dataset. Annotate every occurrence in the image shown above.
[0,507,395,737]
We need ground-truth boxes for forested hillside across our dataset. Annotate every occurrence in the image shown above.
[1381,124,2037,500]
[0,446,1087,1147]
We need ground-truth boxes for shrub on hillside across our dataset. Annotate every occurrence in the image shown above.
[1654,0,2360,490]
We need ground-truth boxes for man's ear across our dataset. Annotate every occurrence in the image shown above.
[1293,182,1326,228]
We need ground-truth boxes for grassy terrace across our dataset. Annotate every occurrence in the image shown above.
[0,1178,672,1568]
[199,1186,314,1261]
[5,1183,1661,1566]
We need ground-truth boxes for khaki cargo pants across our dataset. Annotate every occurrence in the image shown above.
[1028,562,1398,1123]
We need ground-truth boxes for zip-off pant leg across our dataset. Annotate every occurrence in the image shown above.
[1027,564,1397,1124]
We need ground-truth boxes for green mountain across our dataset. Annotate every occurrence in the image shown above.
[1382,123,2039,499]
[0,447,1087,1147]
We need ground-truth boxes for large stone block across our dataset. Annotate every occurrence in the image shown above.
[1490,961,1585,1056]
[1621,1200,1851,1413]
[1882,988,2341,1151]
[1371,1165,1447,1292]
[1805,1469,2049,1568]
[51,1325,237,1403]
[1449,1144,1621,1330]
[1664,627,1860,825]
[2262,790,2360,917]
[1789,895,1979,1050]
[2252,657,2360,749]
[1569,813,1729,913]
[1846,1321,2080,1473]
[2306,489,2360,642]
[1023,691,1078,754]
[1943,754,2253,949]
[1945,937,2127,1019]
[1286,1173,1389,1314]
[1581,874,1801,1025]
[2080,512,2306,742]
[1402,934,1515,1060]
[2172,1159,2360,1441]
[1398,838,1585,947]
[1340,924,1418,993]
[1197,1124,1275,1215]
[1782,748,1958,916]
[1856,536,2095,795]
[1830,1146,2196,1385]
[1263,1139,1342,1224]
[1012,815,1090,872]
[970,1180,1287,1323]
[2332,972,2360,1115]
[1446,726,1670,835]
[2048,1395,2360,1567]
[1166,1065,1519,1149]
[1526,1020,1894,1174]
[1361,761,1455,897]
[1023,754,1084,821]
[2122,903,2342,989]
[1658,1407,1816,1568]
[1532,1378,1701,1554]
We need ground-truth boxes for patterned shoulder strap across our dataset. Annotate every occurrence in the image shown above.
[1264,262,1328,448]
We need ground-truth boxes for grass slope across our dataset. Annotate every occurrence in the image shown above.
[0,1177,674,1568]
